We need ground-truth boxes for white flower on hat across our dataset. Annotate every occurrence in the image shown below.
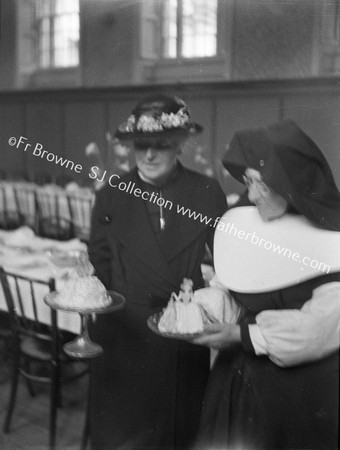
[119,108,191,134]
[137,115,163,132]
[123,115,136,132]
[161,108,190,128]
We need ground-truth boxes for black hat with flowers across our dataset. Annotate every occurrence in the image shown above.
[115,93,203,140]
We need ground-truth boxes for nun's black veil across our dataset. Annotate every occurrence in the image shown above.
[222,119,340,231]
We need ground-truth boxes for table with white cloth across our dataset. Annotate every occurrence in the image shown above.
[0,228,87,334]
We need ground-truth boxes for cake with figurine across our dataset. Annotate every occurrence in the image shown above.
[158,278,226,334]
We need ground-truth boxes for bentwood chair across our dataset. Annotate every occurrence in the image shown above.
[0,267,88,449]
[0,310,12,362]
[67,193,94,243]
[0,183,23,230]
[13,183,38,232]
[36,189,74,240]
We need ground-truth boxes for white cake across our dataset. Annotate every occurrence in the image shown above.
[53,251,111,309]
[158,279,205,334]
[158,279,227,334]
[55,275,111,309]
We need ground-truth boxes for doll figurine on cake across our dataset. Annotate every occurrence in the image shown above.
[158,278,236,335]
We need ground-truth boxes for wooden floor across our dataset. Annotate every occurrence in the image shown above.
[0,339,89,450]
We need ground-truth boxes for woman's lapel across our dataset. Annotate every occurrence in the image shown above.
[105,175,175,284]
[160,169,210,261]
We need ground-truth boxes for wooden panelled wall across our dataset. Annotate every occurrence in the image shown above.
[1,78,339,194]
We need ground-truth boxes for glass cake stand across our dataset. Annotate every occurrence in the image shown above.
[44,290,125,359]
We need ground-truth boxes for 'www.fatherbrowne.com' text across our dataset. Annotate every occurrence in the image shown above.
[177,206,330,275]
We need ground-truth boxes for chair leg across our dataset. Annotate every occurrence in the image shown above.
[0,335,11,361]
[57,376,63,408]
[23,359,35,397]
[1,333,16,363]
[49,361,60,450]
[3,344,20,433]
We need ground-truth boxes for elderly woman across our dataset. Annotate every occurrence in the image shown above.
[88,94,226,449]
[192,119,340,450]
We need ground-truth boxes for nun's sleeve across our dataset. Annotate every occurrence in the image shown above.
[248,282,340,368]
[208,275,242,323]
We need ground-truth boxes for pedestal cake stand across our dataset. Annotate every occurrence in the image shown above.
[44,290,125,358]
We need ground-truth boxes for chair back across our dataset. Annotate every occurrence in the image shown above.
[36,188,74,240]
[13,184,38,231]
[0,267,58,356]
[0,183,23,230]
[68,194,94,243]
[0,266,89,448]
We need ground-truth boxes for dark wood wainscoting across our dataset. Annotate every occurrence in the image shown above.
[1,77,339,194]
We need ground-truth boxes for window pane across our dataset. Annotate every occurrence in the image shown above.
[162,0,217,59]
[54,13,79,66]
[35,0,52,19]
[182,0,217,58]
[38,18,51,68]
[162,0,178,58]
[35,0,79,68]
[55,0,79,15]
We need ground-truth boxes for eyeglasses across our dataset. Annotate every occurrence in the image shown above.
[242,174,271,197]
[133,139,174,150]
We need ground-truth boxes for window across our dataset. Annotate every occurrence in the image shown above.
[35,0,80,68]
[162,0,218,58]
[318,1,340,76]
[140,0,231,84]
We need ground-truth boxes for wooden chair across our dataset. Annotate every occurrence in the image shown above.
[38,216,74,241]
[67,194,94,243]
[13,184,38,232]
[0,311,12,362]
[0,183,23,230]
[36,189,74,240]
[0,267,88,449]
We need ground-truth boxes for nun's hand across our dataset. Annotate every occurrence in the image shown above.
[191,323,241,350]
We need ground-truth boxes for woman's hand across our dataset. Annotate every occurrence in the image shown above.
[191,323,241,350]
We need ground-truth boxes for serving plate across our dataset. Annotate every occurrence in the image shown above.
[44,290,125,314]
[44,290,125,359]
[147,311,201,340]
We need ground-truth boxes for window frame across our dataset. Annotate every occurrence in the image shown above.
[160,0,219,60]
[34,0,80,70]
[140,0,234,84]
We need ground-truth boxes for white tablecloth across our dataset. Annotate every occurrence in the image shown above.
[0,229,86,334]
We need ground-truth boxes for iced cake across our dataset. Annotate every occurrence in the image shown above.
[158,279,204,334]
[158,278,226,334]
[53,251,111,309]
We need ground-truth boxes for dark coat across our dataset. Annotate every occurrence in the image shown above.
[197,272,340,450]
[88,164,227,449]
